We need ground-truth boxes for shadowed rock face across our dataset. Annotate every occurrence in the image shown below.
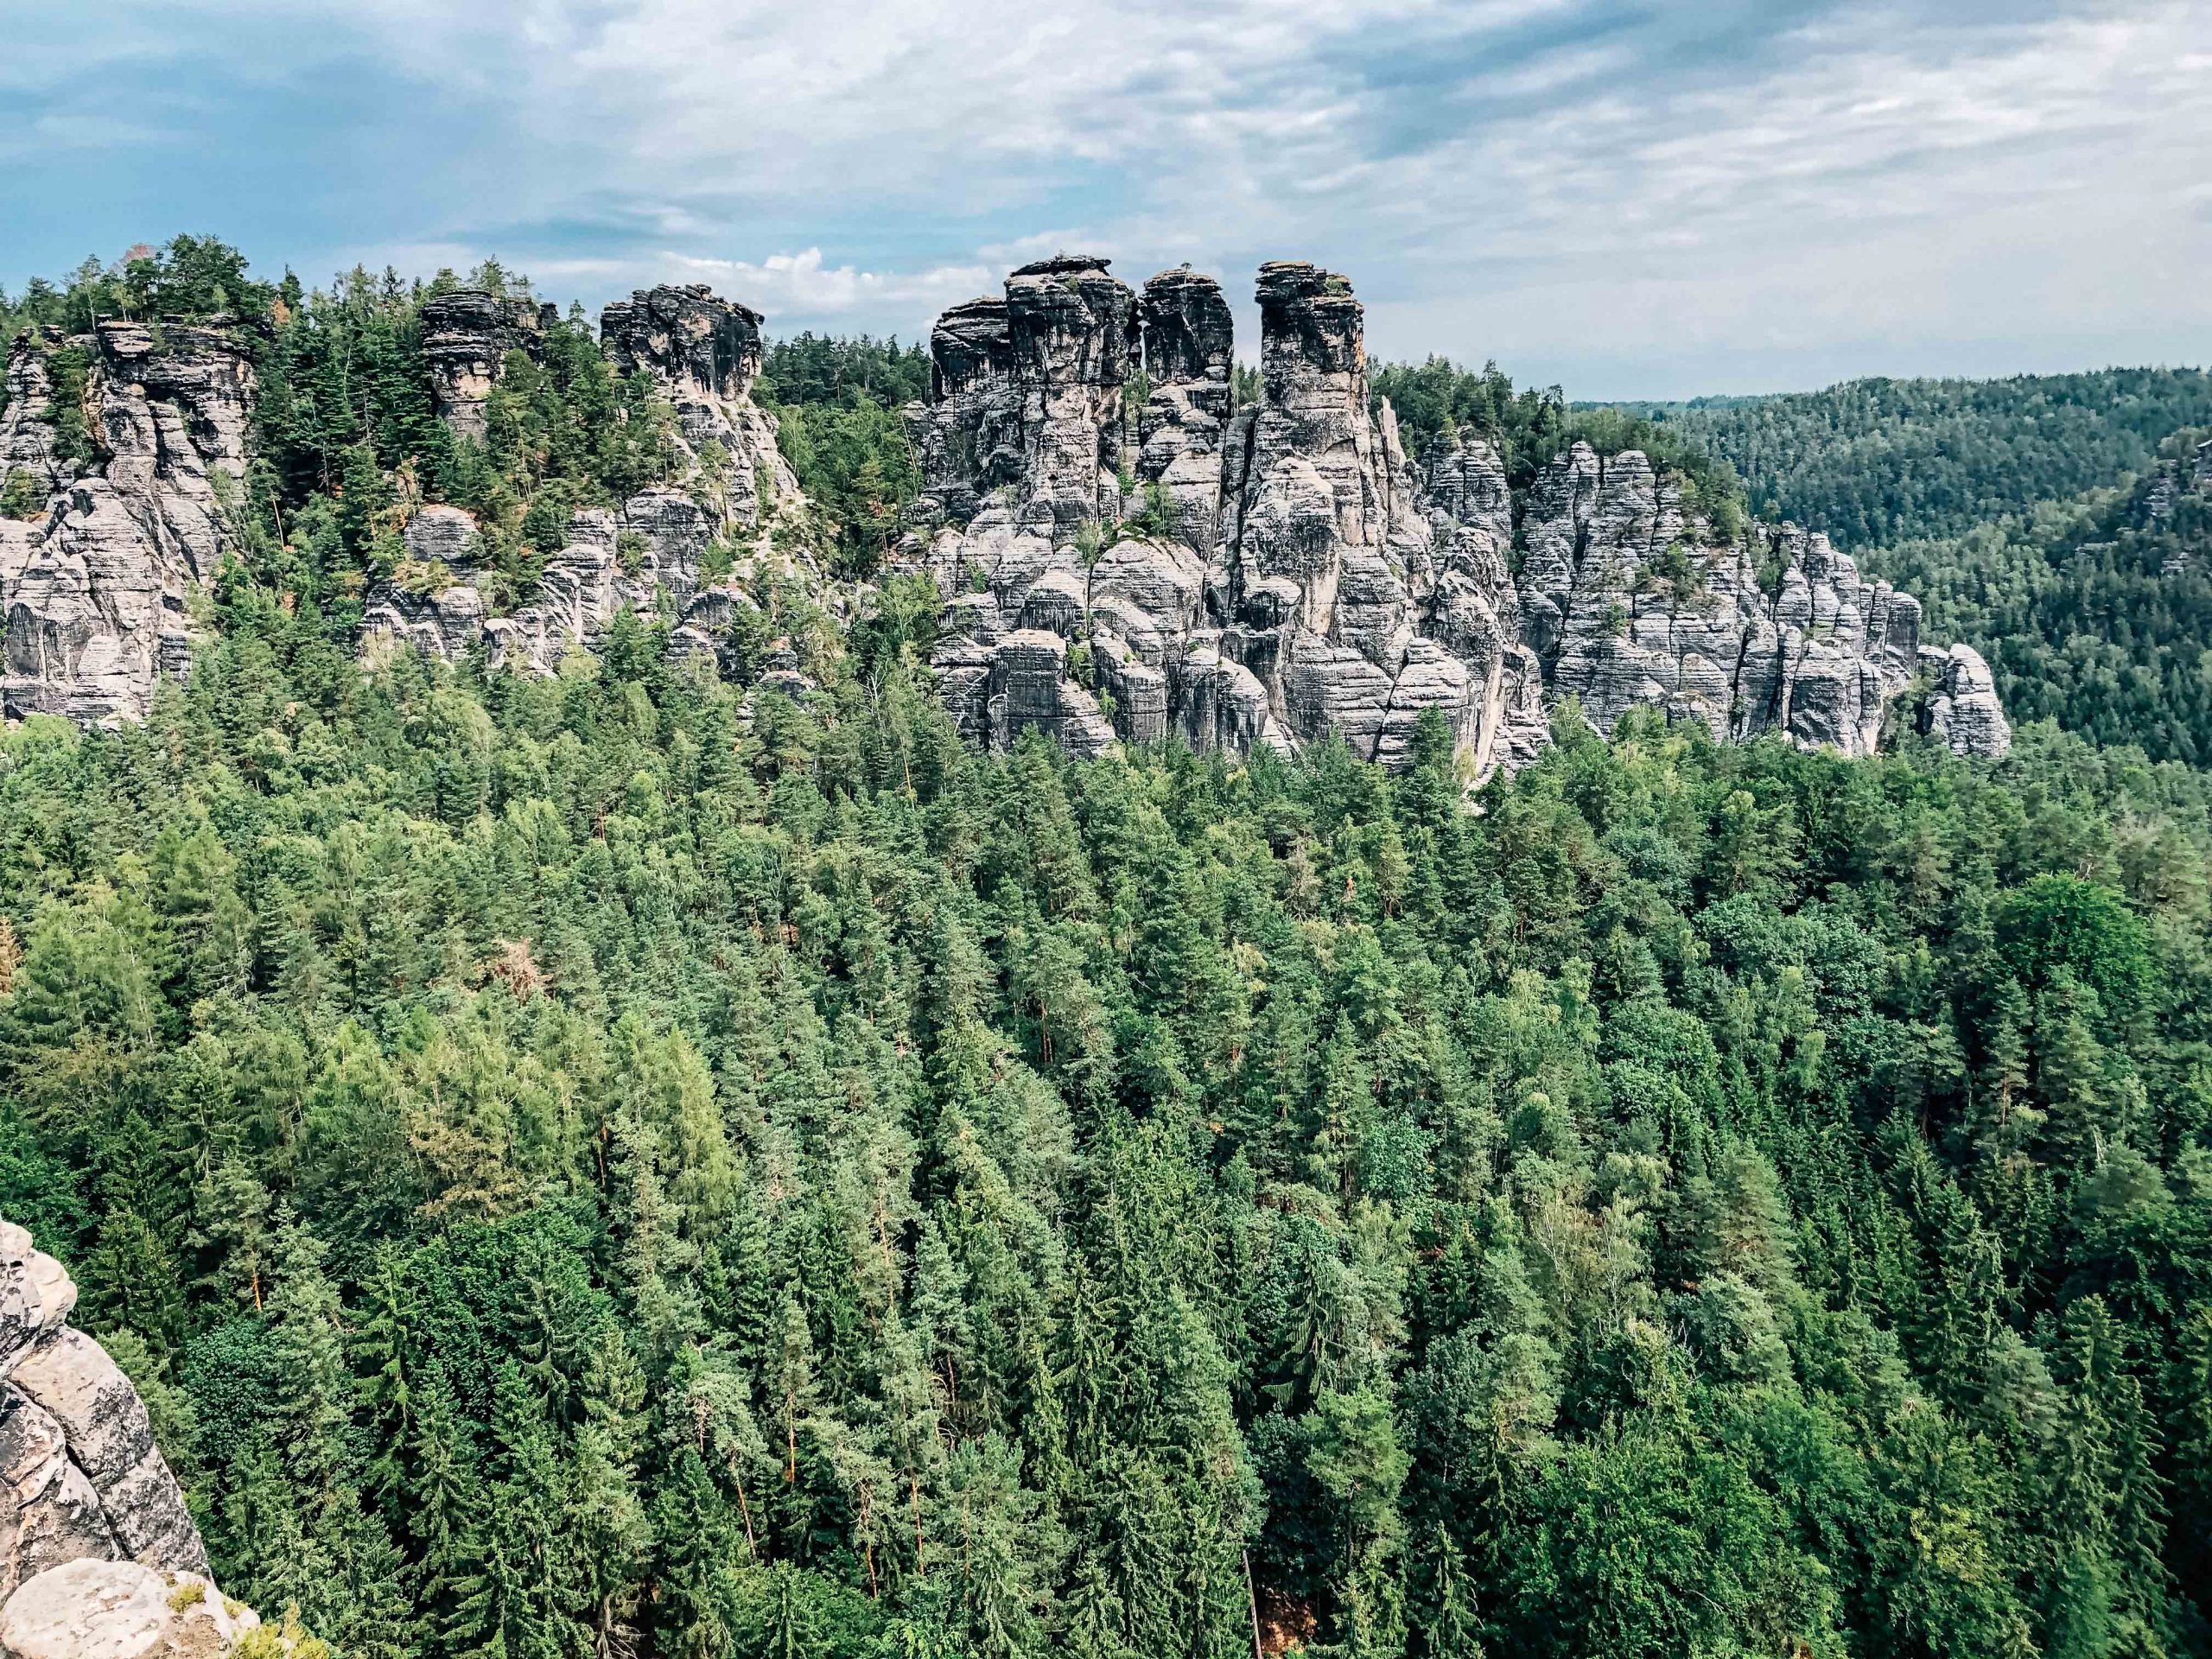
[420,289,549,443]
[902,257,2010,774]
[906,256,1135,539]
[0,1222,208,1605]
[1135,269,1236,556]
[3,321,257,726]
[599,285,799,537]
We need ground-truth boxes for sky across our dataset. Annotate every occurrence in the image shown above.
[2,0,2207,399]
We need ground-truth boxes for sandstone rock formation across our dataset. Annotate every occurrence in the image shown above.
[600,285,802,537]
[905,255,1135,541]
[0,1219,286,1659]
[1920,642,2012,758]
[0,1222,207,1605]
[419,289,550,444]
[360,283,810,678]
[899,257,2012,775]
[1,1560,260,1659]
[3,321,256,725]
[1515,446,1929,758]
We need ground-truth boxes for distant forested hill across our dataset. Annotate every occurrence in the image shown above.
[1615,368,2212,549]
[1875,431,2212,766]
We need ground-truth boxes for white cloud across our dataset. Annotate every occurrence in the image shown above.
[658,248,996,321]
[6,0,2209,392]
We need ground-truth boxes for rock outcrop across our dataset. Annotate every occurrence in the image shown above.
[1920,642,2012,758]
[2,1560,260,1659]
[1133,267,1236,554]
[1516,446,1925,758]
[0,1222,207,1605]
[359,283,810,678]
[899,257,2011,775]
[3,321,256,725]
[419,289,549,444]
[905,255,1135,541]
[601,286,802,540]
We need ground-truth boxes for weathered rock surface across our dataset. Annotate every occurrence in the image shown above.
[899,257,2010,774]
[3,322,256,725]
[1516,446,1927,757]
[905,256,1135,541]
[419,289,549,444]
[600,285,801,542]
[0,337,68,504]
[0,1222,208,1609]
[1,1560,258,1659]
[359,283,810,682]
[1134,268,1236,555]
[1920,641,2012,759]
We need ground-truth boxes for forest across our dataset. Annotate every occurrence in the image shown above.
[3,242,2212,1659]
[1627,369,2212,552]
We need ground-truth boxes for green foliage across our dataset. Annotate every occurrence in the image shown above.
[1640,367,2212,549]
[760,333,929,409]
[1874,439,2212,766]
[1376,357,1747,523]
[0,583,2208,1656]
[756,334,930,581]
[7,237,2212,1659]
[1,469,41,519]
[36,343,96,467]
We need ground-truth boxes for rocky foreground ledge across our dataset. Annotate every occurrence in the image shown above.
[0,1222,270,1659]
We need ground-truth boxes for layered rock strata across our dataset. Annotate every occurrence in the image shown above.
[905,256,1135,539]
[599,285,802,537]
[902,258,2011,774]
[0,1217,276,1659]
[0,1222,208,1603]
[419,289,550,444]
[3,321,256,725]
[362,283,809,676]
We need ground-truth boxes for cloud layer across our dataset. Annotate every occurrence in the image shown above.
[3,0,2206,395]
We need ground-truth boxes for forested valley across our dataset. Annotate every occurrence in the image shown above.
[3,244,2211,1659]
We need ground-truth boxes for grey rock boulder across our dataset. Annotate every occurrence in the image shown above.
[1,1560,257,1659]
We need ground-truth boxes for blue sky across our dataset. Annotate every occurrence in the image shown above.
[3,0,2206,398]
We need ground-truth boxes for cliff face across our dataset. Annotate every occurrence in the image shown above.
[2,322,256,726]
[3,257,2011,769]
[902,258,2011,774]
[0,1219,275,1659]
[419,290,550,443]
[360,283,808,677]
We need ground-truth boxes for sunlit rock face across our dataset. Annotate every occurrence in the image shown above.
[3,321,256,725]
[0,1222,210,1606]
[899,256,2010,773]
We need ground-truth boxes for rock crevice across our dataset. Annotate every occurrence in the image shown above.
[901,257,2011,772]
[0,1220,213,1622]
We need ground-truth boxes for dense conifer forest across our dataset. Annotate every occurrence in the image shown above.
[4,243,2212,1659]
